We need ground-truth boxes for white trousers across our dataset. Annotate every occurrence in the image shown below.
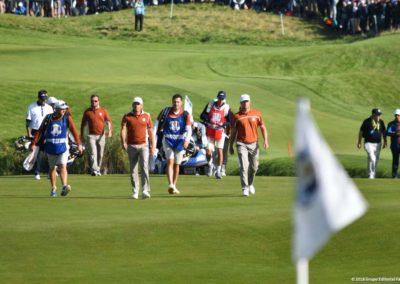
[364,142,381,178]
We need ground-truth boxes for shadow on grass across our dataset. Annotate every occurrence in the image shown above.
[0,195,130,199]
[0,194,242,199]
[157,194,241,198]
[0,175,38,179]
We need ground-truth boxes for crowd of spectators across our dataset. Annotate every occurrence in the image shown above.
[225,0,400,35]
[1,0,399,36]
[0,0,132,16]
[280,0,400,35]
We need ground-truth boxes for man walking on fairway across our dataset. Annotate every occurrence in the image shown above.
[229,94,268,197]
[386,109,400,178]
[156,94,192,194]
[26,90,54,180]
[80,94,112,176]
[357,108,387,179]
[120,97,155,199]
[31,101,82,197]
[200,91,232,179]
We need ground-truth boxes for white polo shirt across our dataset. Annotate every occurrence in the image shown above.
[26,102,54,130]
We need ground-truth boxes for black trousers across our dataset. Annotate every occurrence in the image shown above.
[135,14,144,31]
[391,144,400,178]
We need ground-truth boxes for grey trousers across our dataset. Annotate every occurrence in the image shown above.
[127,144,150,194]
[88,134,106,173]
[237,142,259,189]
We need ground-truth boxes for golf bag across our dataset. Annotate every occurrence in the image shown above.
[67,138,85,165]
[180,139,209,175]
[18,133,84,171]
[14,136,33,151]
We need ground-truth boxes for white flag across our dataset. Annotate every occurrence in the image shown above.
[184,95,193,116]
[293,98,368,262]
[184,95,193,124]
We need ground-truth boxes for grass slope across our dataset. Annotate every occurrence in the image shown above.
[1,8,399,284]
[0,4,338,46]
[0,175,399,283]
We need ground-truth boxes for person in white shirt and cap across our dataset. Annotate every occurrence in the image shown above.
[26,90,54,180]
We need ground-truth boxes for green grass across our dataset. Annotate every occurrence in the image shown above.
[0,175,399,283]
[1,5,399,171]
[1,6,399,283]
[1,26,400,159]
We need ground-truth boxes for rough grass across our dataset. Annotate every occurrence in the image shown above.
[0,4,348,46]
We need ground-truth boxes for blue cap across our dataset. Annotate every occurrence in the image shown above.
[217,91,226,100]
[38,90,48,100]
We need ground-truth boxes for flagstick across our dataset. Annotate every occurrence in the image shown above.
[296,259,309,284]
[280,13,285,36]
[170,0,174,19]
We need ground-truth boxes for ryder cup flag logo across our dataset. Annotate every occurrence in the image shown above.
[293,98,368,262]
[169,121,181,132]
[211,112,222,124]
[51,124,62,136]
[296,150,317,207]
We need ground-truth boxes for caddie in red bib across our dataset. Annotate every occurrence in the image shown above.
[200,91,232,179]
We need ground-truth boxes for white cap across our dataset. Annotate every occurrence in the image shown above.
[394,109,400,115]
[240,94,251,103]
[47,97,58,105]
[55,100,68,109]
[133,97,143,105]
[18,2,23,7]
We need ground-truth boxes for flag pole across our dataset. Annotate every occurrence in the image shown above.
[296,259,309,284]
[280,13,285,35]
[170,0,174,19]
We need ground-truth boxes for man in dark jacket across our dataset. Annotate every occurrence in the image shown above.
[357,108,387,179]
[386,109,400,178]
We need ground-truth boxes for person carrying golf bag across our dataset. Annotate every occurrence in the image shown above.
[30,101,83,197]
